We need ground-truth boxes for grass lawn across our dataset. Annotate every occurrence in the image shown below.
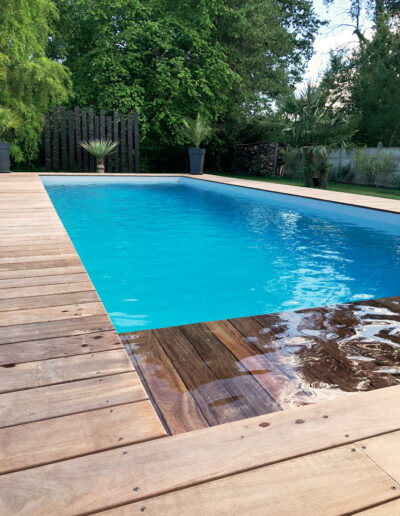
[211,173,400,201]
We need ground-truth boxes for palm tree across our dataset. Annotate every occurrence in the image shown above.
[179,114,212,148]
[80,139,118,173]
[274,84,355,188]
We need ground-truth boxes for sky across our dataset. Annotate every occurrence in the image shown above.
[303,0,371,82]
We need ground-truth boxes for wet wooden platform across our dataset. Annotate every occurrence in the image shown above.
[121,297,400,434]
[1,173,400,515]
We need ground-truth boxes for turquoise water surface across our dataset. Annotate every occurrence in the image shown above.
[42,176,400,332]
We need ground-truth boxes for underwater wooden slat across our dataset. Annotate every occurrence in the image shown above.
[122,330,209,434]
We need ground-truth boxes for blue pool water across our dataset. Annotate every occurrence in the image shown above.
[42,176,400,332]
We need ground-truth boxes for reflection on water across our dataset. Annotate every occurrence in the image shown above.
[122,295,400,434]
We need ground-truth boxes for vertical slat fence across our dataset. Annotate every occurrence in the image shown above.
[60,107,68,171]
[44,106,140,173]
[52,107,59,172]
[45,112,51,172]
[82,111,89,171]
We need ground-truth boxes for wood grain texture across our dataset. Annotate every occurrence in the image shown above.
[0,401,166,474]
[0,372,147,427]
[0,290,99,312]
[0,331,122,365]
[100,445,399,516]
[0,301,105,326]
[0,281,94,300]
[0,349,133,393]
[1,385,400,515]
[355,498,400,515]
[153,326,246,425]
[123,331,208,434]
[0,315,115,345]
[356,431,400,484]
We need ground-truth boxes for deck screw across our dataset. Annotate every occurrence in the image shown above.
[109,409,113,413]
[345,434,350,438]
[351,448,356,452]
[133,487,139,492]
[118,437,124,441]
[323,415,328,419]
[391,486,397,490]
[140,506,146,512]
[361,445,366,449]
[122,451,127,455]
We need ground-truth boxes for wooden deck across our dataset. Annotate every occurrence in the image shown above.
[121,297,400,435]
[1,173,400,515]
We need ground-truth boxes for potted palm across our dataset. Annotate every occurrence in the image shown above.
[0,107,21,173]
[80,139,118,173]
[179,114,212,174]
[274,84,355,188]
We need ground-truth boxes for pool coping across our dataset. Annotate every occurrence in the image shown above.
[33,171,400,214]
[1,173,400,515]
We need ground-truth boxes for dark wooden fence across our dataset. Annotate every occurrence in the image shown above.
[44,107,140,173]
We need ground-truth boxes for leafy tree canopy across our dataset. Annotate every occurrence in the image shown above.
[322,20,400,146]
[49,0,321,156]
[0,0,71,162]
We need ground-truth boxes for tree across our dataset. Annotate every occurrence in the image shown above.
[0,0,71,164]
[273,84,355,187]
[322,21,400,146]
[49,0,321,170]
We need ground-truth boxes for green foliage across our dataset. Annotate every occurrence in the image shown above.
[280,147,304,178]
[79,139,118,159]
[49,0,321,170]
[0,107,21,140]
[0,0,71,165]
[178,114,212,148]
[321,21,400,147]
[352,148,396,186]
[272,84,355,187]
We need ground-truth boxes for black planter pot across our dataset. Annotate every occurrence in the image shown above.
[188,147,206,175]
[0,142,10,173]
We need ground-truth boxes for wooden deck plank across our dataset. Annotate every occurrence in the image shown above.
[0,371,147,428]
[0,331,122,365]
[356,498,400,515]
[0,314,114,345]
[0,290,99,312]
[205,319,311,408]
[0,257,81,271]
[0,301,105,326]
[0,265,86,280]
[356,431,400,483]
[153,326,247,426]
[0,272,90,289]
[1,385,399,515]
[100,446,399,516]
[178,322,282,418]
[123,331,209,434]
[0,245,74,256]
[0,349,133,393]
[0,281,95,300]
[0,401,166,474]
[0,253,77,264]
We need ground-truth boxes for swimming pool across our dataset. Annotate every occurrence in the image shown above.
[42,176,400,332]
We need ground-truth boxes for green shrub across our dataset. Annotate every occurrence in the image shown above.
[352,148,396,186]
[280,147,304,178]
